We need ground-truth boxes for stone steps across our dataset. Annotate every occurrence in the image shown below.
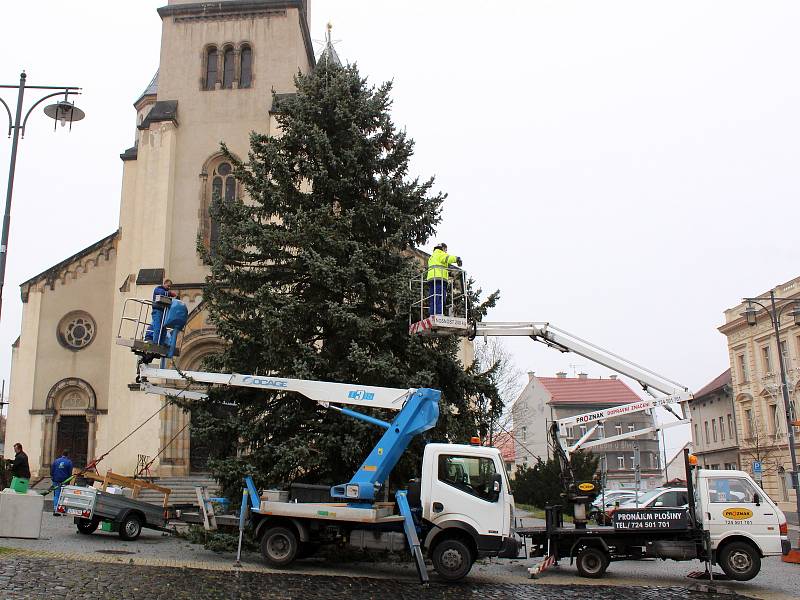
[138,475,220,506]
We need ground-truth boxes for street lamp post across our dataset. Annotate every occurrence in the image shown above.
[0,71,84,321]
[742,291,800,539]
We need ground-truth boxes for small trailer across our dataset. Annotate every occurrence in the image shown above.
[56,471,171,541]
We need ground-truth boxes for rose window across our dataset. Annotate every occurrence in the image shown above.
[58,312,96,350]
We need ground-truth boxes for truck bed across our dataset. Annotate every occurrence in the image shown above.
[255,501,405,524]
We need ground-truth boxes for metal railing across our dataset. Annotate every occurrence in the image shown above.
[117,297,184,355]
[409,266,469,325]
[118,298,164,343]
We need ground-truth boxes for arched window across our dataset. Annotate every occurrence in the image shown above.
[239,45,253,88]
[205,47,218,90]
[223,47,235,89]
[209,161,236,252]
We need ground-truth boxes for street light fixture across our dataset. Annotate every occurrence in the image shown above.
[43,100,85,130]
[791,302,800,328]
[742,290,800,547]
[742,302,758,327]
[0,71,83,321]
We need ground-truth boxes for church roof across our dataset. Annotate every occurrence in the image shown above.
[19,231,119,298]
[318,39,341,68]
[134,71,158,107]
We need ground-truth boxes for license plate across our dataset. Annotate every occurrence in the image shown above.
[66,508,83,516]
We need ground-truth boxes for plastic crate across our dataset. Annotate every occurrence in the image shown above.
[10,477,29,494]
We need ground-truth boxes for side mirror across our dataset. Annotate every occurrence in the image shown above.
[489,473,502,502]
[753,492,760,506]
[653,501,664,507]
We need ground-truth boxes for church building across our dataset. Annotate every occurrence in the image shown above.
[4,0,315,477]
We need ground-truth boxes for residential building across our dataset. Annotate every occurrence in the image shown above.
[491,431,516,478]
[3,0,315,476]
[719,275,800,517]
[512,372,662,489]
[688,369,739,470]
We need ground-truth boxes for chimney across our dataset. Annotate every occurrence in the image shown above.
[578,372,588,380]
[609,375,617,380]
[556,371,567,379]
[527,371,535,382]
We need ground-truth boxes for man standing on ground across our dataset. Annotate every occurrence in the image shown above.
[10,443,30,485]
[50,449,73,514]
[426,243,462,315]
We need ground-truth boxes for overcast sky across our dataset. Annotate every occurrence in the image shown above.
[1,2,799,454]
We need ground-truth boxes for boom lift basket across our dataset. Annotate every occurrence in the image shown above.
[409,267,471,336]
[116,296,186,360]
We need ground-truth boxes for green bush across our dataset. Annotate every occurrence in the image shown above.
[512,450,599,511]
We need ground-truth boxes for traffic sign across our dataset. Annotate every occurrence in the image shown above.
[752,461,762,474]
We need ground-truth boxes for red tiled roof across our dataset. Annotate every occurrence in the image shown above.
[491,431,515,462]
[537,376,642,405]
[692,369,731,400]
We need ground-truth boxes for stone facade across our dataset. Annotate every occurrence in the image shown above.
[3,0,314,476]
[687,369,739,470]
[719,275,800,515]
[512,373,663,490]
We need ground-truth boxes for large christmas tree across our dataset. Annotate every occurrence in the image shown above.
[196,57,501,496]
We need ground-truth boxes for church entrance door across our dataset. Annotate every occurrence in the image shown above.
[56,416,89,468]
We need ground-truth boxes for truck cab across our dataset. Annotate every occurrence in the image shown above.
[695,469,789,580]
[419,443,518,580]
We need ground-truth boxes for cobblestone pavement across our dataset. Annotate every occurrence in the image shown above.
[0,513,796,599]
[0,554,752,600]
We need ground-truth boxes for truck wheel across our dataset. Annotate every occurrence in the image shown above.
[260,526,299,567]
[76,518,99,535]
[118,514,142,541]
[576,546,610,578]
[719,541,761,581]
[432,538,474,581]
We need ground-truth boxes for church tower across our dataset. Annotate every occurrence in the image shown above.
[4,1,314,477]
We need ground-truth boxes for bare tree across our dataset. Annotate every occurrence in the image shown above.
[473,338,524,444]
[739,414,780,477]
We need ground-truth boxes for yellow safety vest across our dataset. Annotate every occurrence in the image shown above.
[427,248,458,280]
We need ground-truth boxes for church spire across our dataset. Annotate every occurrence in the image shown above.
[318,22,341,67]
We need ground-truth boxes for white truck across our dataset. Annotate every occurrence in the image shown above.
[520,455,790,580]
[250,441,517,582]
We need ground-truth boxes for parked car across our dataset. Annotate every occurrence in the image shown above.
[590,490,642,524]
[604,487,689,522]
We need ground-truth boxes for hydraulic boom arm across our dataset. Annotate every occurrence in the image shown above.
[136,364,440,502]
[138,365,415,411]
[474,321,688,397]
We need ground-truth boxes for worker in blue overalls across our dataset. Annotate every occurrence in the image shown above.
[51,450,73,516]
[145,278,177,343]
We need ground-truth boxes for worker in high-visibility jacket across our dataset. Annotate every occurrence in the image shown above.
[426,243,462,315]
